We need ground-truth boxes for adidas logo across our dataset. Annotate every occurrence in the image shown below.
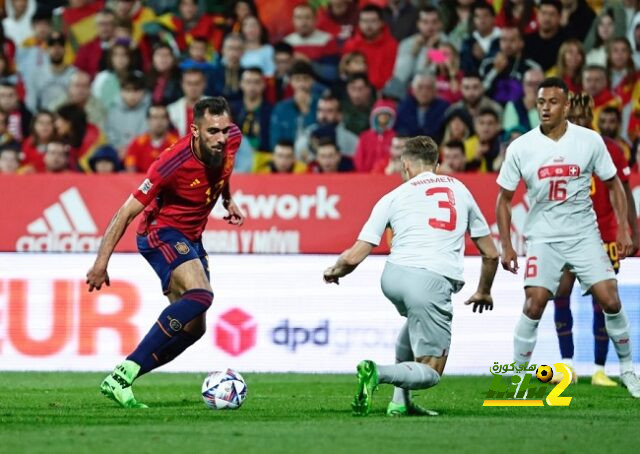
[16,187,102,252]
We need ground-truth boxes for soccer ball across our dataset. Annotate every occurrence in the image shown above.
[536,365,553,383]
[201,368,247,410]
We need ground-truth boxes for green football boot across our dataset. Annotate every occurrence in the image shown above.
[100,360,148,408]
[352,360,379,416]
[386,401,439,417]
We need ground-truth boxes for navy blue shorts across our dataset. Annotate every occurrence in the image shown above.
[137,227,210,294]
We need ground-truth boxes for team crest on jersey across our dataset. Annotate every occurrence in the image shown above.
[138,178,153,194]
[553,156,565,162]
[175,241,190,255]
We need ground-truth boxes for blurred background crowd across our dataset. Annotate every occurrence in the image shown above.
[0,0,639,177]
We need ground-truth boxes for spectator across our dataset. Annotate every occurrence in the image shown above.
[15,8,52,85]
[560,0,596,41]
[343,4,397,90]
[627,11,640,69]
[383,0,418,42]
[503,67,543,132]
[341,72,375,136]
[260,140,307,173]
[582,64,623,131]
[464,107,501,172]
[438,140,467,174]
[334,50,368,98]
[240,15,275,77]
[548,39,585,93]
[584,9,617,66]
[598,106,632,160]
[230,67,273,152]
[165,0,220,54]
[74,8,117,79]
[308,137,354,173]
[185,36,214,64]
[460,1,501,75]
[0,82,31,142]
[479,26,540,104]
[0,52,22,94]
[442,107,473,144]
[105,73,150,156]
[147,43,183,106]
[353,99,396,172]
[113,0,156,45]
[284,4,339,84]
[523,0,567,71]
[0,147,20,174]
[316,0,359,48]
[432,42,464,104]
[124,103,178,172]
[209,33,244,102]
[392,6,447,90]
[371,134,407,175]
[26,31,77,112]
[21,110,56,172]
[295,91,358,162]
[446,72,503,125]
[0,109,19,150]
[3,0,37,47]
[91,42,134,109]
[41,140,72,173]
[268,41,294,103]
[440,0,473,49]
[89,144,122,173]
[56,103,106,172]
[395,72,450,141]
[269,60,319,150]
[52,71,107,130]
[495,0,538,35]
[167,68,206,137]
[608,37,640,108]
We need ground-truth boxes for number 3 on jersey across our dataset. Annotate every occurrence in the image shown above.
[426,187,457,231]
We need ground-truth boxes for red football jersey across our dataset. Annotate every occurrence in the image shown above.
[590,137,631,242]
[132,124,241,241]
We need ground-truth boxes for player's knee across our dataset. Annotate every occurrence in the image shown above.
[523,295,547,319]
[598,296,621,314]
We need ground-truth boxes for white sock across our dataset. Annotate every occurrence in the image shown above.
[377,362,440,390]
[561,358,573,369]
[604,309,634,374]
[594,365,605,374]
[392,323,413,405]
[514,313,540,367]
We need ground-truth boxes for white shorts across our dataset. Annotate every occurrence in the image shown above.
[380,262,456,357]
[523,235,616,296]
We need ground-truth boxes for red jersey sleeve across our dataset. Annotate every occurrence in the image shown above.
[606,139,631,183]
[132,156,170,206]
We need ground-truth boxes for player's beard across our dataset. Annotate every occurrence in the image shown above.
[200,136,224,168]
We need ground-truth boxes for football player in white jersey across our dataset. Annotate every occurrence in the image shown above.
[496,77,640,397]
[324,136,499,416]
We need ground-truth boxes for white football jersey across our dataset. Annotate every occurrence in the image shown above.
[497,122,617,243]
[358,171,490,284]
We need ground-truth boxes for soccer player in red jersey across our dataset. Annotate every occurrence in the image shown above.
[551,93,639,386]
[86,97,245,408]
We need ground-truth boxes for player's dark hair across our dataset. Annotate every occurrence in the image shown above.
[601,105,622,121]
[539,0,562,14]
[193,97,231,121]
[360,4,383,19]
[538,77,568,95]
[403,136,439,166]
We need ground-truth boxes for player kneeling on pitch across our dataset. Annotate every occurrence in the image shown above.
[324,136,499,416]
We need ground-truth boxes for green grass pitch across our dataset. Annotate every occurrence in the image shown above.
[1,372,639,453]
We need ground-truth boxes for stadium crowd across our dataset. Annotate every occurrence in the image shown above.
[0,0,639,176]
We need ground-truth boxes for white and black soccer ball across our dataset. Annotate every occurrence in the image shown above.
[201,369,247,410]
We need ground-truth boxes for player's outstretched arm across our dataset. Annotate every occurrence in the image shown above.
[464,235,499,313]
[623,181,639,256]
[86,195,145,292]
[323,240,374,284]
[604,176,633,259]
[496,187,518,273]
